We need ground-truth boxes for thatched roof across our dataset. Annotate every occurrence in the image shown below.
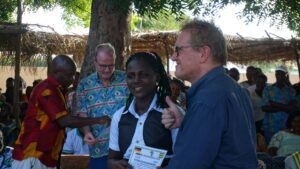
[0,30,87,66]
[1,24,300,67]
[131,31,300,63]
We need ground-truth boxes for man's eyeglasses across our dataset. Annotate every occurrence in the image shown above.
[174,45,201,56]
[97,64,115,70]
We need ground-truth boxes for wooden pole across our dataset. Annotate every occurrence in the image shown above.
[295,51,300,81]
[13,0,23,126]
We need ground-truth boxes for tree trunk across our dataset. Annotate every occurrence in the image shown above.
[80,0,131,78]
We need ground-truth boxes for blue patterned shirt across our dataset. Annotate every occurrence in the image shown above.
[77,70,129,158]
[261,84,296,143]
[0,147,13,169]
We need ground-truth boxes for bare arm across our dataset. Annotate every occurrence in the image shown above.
[268,147,278,156]
[77,113,97,145]
[108,149,132,169]
[261,105,284,113]
[262,100,298,113]
[56,115,111,128]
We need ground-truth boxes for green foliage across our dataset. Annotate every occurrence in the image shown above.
[239,0,300,36]
[131,11,189,31]
[2,0,300,36]
[60,0,91,28]
[59,0,193,29]
[0,0,17,22]
[0,0,91,28]
[131,13,140,31]
[23,0,57,10]
[0,0,58,22]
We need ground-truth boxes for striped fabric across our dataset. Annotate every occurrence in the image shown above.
[292,152,300,168]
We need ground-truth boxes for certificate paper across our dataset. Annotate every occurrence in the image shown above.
[128,144,167,169]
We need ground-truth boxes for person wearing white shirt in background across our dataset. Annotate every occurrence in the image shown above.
[62,128,89,155]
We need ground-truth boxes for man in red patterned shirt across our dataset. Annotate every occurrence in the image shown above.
[12,55,110,169]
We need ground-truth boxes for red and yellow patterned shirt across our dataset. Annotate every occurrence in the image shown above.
[13,76,69,167]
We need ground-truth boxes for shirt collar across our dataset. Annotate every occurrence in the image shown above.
[187,66,225,97]
[47,76,63,90]
[47,76,68,95]
[124,94,162,117]
[96,71,117,83]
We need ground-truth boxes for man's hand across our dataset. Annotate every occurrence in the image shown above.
[162,96,184,129]
[99,115,112,126]
[84,132,97,145]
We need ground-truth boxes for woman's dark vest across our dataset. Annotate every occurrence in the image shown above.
[118,109,173,167]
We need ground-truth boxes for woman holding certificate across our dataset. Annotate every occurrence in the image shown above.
[108,52,178,169]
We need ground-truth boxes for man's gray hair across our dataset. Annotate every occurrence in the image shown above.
[181,19,227,65]
[95,43,116,60]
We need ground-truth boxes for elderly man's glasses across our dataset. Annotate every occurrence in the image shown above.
[97,64,115,70]
[174,45,203,56]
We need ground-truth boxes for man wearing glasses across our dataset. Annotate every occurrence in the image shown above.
[76,43,129,169]
[162,20,258,168]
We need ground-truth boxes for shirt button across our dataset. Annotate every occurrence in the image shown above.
[136,141,139,143]
[139,122,142,125]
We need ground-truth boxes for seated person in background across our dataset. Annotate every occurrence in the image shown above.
[228,67,240,82]
[256,132,267,153]
[32,79,42,88]
[293,80,300,107]
[108,52,178,169]
[0,103,17,147]
[240,66,256,88]
[62,128,89,155]
[0,91,6,103]
[0,130,13,169]
[247,68,261,93]
[250,74,267,134]
[285,151,300,169]
[169,78,186,110]
[20,86,34,122]
[4,78,14,106]
[268,112,300,157]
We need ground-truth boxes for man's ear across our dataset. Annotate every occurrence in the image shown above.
[199,45,211,63]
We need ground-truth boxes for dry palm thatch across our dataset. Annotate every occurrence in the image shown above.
[0,24,300,69]
[226,35,300,63]
[131,31,177,64]
[0,27,87,68]
[131,32,300,64]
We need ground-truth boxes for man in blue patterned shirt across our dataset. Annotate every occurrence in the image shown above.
[77,43,129,169]
[261,65,297,143]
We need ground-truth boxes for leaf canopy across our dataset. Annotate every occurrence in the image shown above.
[1,0,300,35]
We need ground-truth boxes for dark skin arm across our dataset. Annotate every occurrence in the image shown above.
[268,147,278,156]
[261,100,298,113]
[56,115,111,128]
[108,149,132,169]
